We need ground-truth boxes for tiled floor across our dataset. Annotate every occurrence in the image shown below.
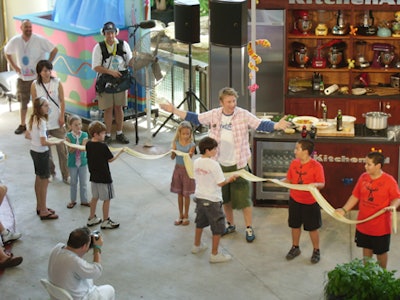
[1,102,400,300]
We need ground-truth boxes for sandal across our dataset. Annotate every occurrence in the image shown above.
[174,219,183,226]
[80,203,91,207]
[40,213,59,220]
[67,202,77,209]
[36,208,55,215]
[182,219,190,226]
[0,256,23,269]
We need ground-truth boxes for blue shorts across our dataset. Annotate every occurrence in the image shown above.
[30,150,50,179]
[355,230,390,255]
[194,198,226,235]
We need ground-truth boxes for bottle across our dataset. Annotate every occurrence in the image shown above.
[336,109,343,131]
[301,125,308,138]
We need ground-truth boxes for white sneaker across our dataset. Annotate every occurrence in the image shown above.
[191,242,208,254]
[87,215,102,227]
[209,252,232,263]
[101,218,120,229]
[1,229,22,243]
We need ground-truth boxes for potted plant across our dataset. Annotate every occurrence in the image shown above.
[324,258,400,300]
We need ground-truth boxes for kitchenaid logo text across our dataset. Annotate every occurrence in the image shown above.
[289,0,399,4]
[314,154,390,164]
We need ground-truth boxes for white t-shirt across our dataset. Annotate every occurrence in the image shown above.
[4,34,56,81]
[92,39,132,71]
[218,114,236,166]
[194,157,225,202]
[30,118,49,153]
[33,78,61,130]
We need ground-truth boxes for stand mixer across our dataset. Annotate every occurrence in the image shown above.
[371,43,395,68]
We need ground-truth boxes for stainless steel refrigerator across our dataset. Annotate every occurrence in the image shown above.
[209,9,285,114]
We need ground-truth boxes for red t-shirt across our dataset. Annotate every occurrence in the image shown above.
[353,172,400,236]
[287,158,325,204]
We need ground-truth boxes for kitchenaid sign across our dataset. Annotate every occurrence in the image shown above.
[314,154,391,164]
[288,0,399,4]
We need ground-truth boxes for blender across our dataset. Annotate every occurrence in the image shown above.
[357,10,377,36]
[332,10,348,35]
[355,41,370,68]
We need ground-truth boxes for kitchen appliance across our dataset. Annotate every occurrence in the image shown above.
[357,10,377,36]
[327,41,346,68]
[363,111,391,131]
[391,73,400,88]
[371,43,394,68]
[355,41,369,68]
[354,123,388,140]
[315,10,330,36]
[290,41,309,68]
[291,10,313,35]
[255,141,296,204]
[312,40,327,68]
[332,10,348,35]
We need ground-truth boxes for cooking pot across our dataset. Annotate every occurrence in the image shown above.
[363,111,391,130]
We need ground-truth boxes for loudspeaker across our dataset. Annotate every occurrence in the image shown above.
[209,0,247,47]
[174,3,200,44]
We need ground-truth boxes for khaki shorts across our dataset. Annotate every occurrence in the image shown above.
[97,91,127,110]
[17,79,33,109]
[221,164,252,210]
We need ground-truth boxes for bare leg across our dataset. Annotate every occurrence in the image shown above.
[114,105,124,132]
[242,206,252,227]
[309,230,320,250]
[20,108,27,126]
[89,198,98,219]
[103,107,114,135]
[36,176,50,216]
[183,196,190,219]
[177,194,183,219]
[223,202,234,225]
[194,227,203,247]
[291,228,301,246]
[212,234,221,255]
[377,252,388,269]
[102,200,110,220]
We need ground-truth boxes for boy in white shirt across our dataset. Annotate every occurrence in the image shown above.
[191,137,237,263]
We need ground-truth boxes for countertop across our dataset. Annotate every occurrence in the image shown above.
[254,125,400,144]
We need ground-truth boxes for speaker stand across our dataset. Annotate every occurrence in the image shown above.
[153,43,207,137]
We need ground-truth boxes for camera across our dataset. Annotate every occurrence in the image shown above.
[89,230,101,248]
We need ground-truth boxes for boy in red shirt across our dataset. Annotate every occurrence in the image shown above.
[337,151,400,269]
[282,139,325,264]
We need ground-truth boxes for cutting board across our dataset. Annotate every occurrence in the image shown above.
[316,124,354,137]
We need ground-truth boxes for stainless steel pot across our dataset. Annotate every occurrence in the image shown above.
[363,111,391,130]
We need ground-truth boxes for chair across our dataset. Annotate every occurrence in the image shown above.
[40,278,73,300]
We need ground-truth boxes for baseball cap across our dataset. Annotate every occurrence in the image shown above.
[102,22,117,33]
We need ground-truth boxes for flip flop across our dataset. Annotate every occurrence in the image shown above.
[174,219,183,226]
[80,203,91,207]
[67,202,77,209]
[40,213,59,220]
[0,256,23,269]
[182,219,190,226]
[36,208,55,215]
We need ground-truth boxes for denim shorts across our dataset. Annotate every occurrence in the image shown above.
[194,198,226,235]
[30,150,50,179]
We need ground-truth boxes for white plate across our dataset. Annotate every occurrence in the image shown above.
[315,121,333,129]
[343,115,356,123]
[352,88,367,96]
[292,116,319,130]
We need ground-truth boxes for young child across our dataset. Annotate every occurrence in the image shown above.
[86,121,125,229]
[65,115,90,209]
[191,137,237,263]
[337,151,400,269]
[27,97,62,220]
[170,121,196,226]
[282,139,325,264]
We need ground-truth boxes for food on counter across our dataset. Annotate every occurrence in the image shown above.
[292,116,319,131]
[315,121,333,129]
[284,128,295,134]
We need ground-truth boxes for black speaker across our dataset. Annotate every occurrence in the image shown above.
[174,3,200,44]
[209,0,247,47]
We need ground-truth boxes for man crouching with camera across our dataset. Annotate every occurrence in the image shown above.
[48,227,115,300]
